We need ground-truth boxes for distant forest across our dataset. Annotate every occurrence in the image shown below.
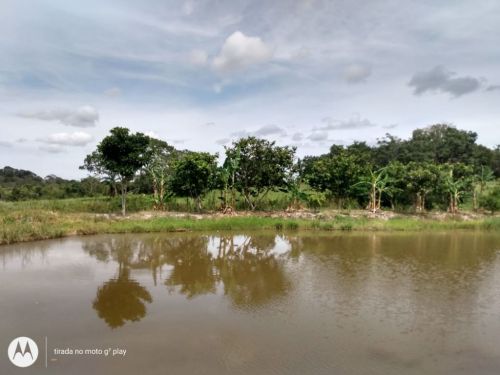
[1,124,500,213]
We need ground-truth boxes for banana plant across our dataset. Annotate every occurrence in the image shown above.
[354,167,390,213]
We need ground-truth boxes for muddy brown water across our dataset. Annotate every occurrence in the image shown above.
[1,231,500,374]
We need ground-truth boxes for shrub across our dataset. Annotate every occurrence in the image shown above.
[479,186,500,214]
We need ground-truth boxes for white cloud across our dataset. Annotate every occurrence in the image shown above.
[408,66,482,97]
[291,132,304,141]
[39,132,93,146]
[307,131,328,142]
[189,49,208,66]
[253,124,287,137]
[18,106,99,127]
[343,63,372,83]
[319,115,377,130]
[0,141,12,148]
[213,31,273,73]
[229,124,286,139]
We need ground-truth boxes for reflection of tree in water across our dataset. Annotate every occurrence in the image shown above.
[82,234,292,317]
[146,234,291,308]
[163,236,216,298]
[214,235,290,309]
[1,241,51,269]
[83,236,153,328]
[93,267,152,328]
[83,236,135,265]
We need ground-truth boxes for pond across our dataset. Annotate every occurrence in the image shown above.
[1,231,500,374]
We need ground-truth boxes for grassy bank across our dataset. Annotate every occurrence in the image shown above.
[1,206,499,245]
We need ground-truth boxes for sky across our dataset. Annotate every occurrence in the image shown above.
[0,0,499,179]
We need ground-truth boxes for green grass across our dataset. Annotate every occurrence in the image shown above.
[1,206,499,246]
[0,195,153,214]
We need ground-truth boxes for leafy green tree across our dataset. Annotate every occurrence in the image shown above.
[170,151,218,211]
[225,137,295,210]
[344,141,373,165]
[144,138,177,210]
[405,162,440,212]
[82,127,150,215]
[374,134,410,166]
[80,150,119,196]
[384,161,410,209]
[407,124,478,164]
[306,150,366,208]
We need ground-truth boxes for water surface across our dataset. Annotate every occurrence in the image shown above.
[1,231,500,374]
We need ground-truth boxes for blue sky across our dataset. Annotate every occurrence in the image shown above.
[1,0,499,178]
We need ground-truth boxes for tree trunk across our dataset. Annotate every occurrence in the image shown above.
[231,173,236,210]
[415,193,422,213]
[243,191,255,210]
[223,182,228,209]
[111,181,118,197]
[473,189,478,212]
[121,183,127,216]
[159,173,165,210]
[371,185,377,213]
[152,174,159,209]
[195,196,202,212]
[449,192,458,214]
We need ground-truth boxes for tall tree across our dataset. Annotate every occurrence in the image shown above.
[306,150,366,208]
[144,138,177,210]
[170,151,218,211]
[80,150,119,196]
[225,137,295,210]
[82,127,150,215]
[407,124,478,164]
[405,162,440,212]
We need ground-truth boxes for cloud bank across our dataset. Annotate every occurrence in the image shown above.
[408,66,482,97]
[18,106,99,127]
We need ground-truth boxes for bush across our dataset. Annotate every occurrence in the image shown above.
[306,191,326,211]
[479,186,500,214]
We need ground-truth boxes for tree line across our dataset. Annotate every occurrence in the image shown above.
[0,166,107,201]
[78,124,500,215]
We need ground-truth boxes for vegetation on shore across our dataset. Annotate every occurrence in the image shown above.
[1,123,500,245]
[1,200,499,246]
[2,124,500,216]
